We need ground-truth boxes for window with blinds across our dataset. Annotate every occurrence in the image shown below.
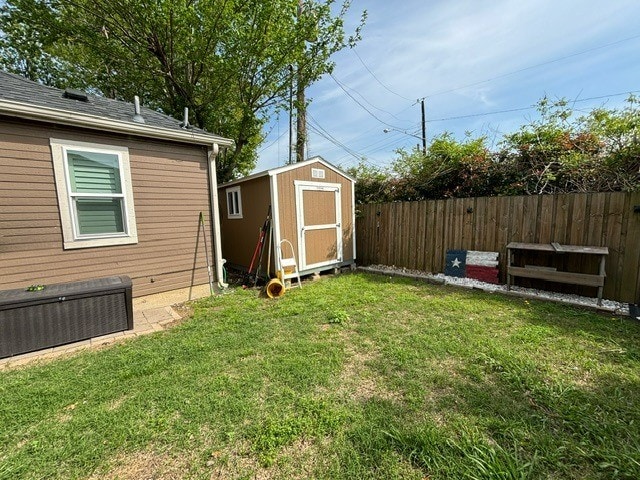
[50,139,138,249]
[67,151,126,235]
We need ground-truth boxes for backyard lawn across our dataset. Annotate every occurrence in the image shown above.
[1,272,639,479]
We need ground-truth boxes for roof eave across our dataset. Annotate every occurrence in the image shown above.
[218,157,356,189]
[0,99,234,147]
[267,157,356,183]
[218,170,270,188]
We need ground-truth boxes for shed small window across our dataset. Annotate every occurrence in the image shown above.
[311,168,325,179]
[226,186,243,219]
[51,139,138,249]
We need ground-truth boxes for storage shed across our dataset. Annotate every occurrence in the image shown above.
[218,157,356,277]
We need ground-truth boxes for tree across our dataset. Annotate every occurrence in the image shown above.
[581,95,640,192]
[347,96,638,204]
[0,0,365,181]
[391,133,494,200]
[344,162,394,205]
[498,96,640,194]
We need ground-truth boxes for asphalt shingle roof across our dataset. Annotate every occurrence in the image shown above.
[0,70,201,133]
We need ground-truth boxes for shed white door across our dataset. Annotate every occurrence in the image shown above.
[295,182,342,270]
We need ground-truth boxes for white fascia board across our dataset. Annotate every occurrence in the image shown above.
[268,158,356,183]
[218,170,270,188]
[0,99,234,148]
[220,158,356,189]
[270,174,282,273]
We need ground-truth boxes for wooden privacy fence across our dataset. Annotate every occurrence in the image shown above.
[356,192,640,303]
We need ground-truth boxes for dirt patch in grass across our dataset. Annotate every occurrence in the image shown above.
[336,333,400,403]
[207,441,260,479]
[208,438,327,480]
[105,394,129,411]
[171,302,195,320]
[86,447,195,480]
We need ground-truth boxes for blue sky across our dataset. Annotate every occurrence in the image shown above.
[255,0,640,173]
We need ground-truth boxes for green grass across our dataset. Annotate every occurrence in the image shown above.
[1,272,639,479]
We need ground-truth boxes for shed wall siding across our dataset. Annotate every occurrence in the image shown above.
[275,161,354,267]
[0,118,214,297]
[218,175,271,270]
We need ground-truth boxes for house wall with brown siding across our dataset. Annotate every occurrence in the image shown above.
[275,161,355,267]
[0,117,215,297]
[218,175,271,271]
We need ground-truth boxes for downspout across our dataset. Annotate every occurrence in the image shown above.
[208,143,228,289]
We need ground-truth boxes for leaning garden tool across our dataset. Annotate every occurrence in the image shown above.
[245,206,271,287]
[254,206,272,286]
[199,212,214,294]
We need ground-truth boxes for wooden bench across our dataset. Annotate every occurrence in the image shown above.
[506,242,609,305]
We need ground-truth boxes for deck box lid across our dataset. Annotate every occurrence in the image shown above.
[0,276,131,309]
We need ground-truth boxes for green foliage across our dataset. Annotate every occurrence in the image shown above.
[0,0,365,181]
[344,162,396,204]
[495,96,640,195]
[328,308,350,323]
[392,133,497,199]
[582,95,640,192]
[348,97,640,203]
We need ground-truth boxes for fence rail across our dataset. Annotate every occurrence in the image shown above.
[356,192,640,304]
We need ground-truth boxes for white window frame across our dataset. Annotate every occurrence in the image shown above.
[311,168,326,179]
[50,138,138,249]
[226,186,243,219]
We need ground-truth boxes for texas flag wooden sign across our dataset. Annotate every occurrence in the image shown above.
[444,250,499,284]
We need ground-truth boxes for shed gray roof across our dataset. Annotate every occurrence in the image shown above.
[0,70,233,146]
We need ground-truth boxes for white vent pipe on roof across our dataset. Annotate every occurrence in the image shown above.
[132,96,145,123]
[181,107,190,129]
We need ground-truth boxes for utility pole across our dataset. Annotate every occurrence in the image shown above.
[295,0,306,163]
[296,67,306,162]
[420,98,426,155]
[288,65,294,165]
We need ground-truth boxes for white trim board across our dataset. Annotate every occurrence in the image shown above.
[270,174,282,273]
[295,181,343,271]
[219,157,356,188]
[2,99,233,148]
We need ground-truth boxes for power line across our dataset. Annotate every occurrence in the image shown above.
[308,123,382,168]
[307,118,363,161]
[422,33,640,99]
[305,89,639,168]
[307,115,389,168]
[319,34,640,149]
[330,74,406,120]
[352,48,414,102]
[426,90,640,123]
[330,73,410,130]
[427,105,534,123]
[259,128,288,153]
[308,110,414,158]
